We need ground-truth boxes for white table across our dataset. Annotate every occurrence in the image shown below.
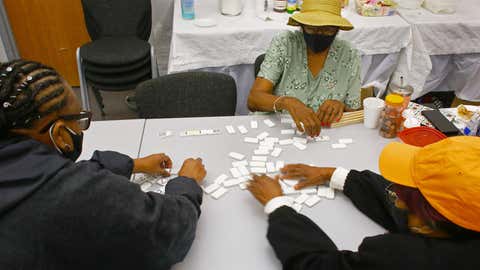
[78,119,146,161]
[139,115,390,270]
[166,0,411,114]
[396,0,480,100]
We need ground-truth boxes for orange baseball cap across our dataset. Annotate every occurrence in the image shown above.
[379,136,480,232]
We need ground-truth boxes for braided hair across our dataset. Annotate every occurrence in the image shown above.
[0,59,67,138]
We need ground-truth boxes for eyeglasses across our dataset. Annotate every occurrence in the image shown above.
[39,110,92,133]
[302,25,339,36]
[385,184,399,205]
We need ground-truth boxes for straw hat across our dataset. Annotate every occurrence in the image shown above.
[379,136,480,232]
[288,0,354,30]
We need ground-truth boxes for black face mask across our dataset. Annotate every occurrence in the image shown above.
[303,32,337,53]
[49,124,84,161]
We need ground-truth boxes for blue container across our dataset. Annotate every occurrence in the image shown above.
[181,0,195,20]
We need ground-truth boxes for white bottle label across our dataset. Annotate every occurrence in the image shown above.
[274,0,287,10]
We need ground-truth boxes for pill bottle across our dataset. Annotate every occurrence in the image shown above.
[380,94,405,138]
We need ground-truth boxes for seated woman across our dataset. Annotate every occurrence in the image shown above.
[0,60,206,269]
[247,136,480,270]
[248,0,361,137]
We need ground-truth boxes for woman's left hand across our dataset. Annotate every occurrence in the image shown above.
[248,174,283,206]
[316,99,346,126]
[133,153,173,176]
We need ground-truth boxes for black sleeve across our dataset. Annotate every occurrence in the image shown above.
[267,206,364,270]
[87,150,134,178]
[45,164,203,269]
[266,170,409,270]
[343,170,408,233]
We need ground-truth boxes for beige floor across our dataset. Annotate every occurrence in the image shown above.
[73,87,139,121]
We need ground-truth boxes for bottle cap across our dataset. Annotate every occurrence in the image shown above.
[385,94,404,106]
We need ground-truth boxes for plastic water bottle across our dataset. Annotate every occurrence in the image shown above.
[181,0,195,20]
[287,0,297,14]
[297,0,303,10]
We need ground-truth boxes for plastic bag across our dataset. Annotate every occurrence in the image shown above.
[396,0,424,9]
[423,0,457,14]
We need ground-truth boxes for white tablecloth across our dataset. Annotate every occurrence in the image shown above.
[395,0,480,99]
[166,0,411,114]
[168,0,411,72]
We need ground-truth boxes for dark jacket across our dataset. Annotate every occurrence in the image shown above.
[267,170,480,270]
[0,136,202,270]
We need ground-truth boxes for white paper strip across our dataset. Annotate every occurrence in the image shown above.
[250,120,258,129]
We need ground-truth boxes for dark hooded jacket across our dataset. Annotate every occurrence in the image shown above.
[0,136,202,270]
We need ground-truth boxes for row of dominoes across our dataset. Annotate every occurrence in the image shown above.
[225,119,276,135]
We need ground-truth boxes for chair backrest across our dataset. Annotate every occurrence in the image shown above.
[136,72,237,118]
[254,54,266,77]
[81,0,151,41]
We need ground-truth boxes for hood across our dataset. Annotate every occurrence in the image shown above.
[0,136,70,216]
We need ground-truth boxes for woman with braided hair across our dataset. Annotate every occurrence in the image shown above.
[0,60,207,269]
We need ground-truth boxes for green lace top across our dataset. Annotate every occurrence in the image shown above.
[258,31,361,111]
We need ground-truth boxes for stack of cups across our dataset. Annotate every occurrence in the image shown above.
[363,97,385,129]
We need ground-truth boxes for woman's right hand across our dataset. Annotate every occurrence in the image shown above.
[281,97,321,137]
[178,158,207,184]
[281,164,336,190]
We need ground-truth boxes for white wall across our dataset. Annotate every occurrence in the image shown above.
[151,0,175,75]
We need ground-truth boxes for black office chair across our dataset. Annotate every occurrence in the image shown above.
[76,0,157,116]
[135,72,237,118]
[254,54,266,77]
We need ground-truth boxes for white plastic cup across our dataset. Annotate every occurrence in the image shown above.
[363,97,385,129]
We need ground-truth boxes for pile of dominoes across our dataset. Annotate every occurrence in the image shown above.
[136,114,356,212]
